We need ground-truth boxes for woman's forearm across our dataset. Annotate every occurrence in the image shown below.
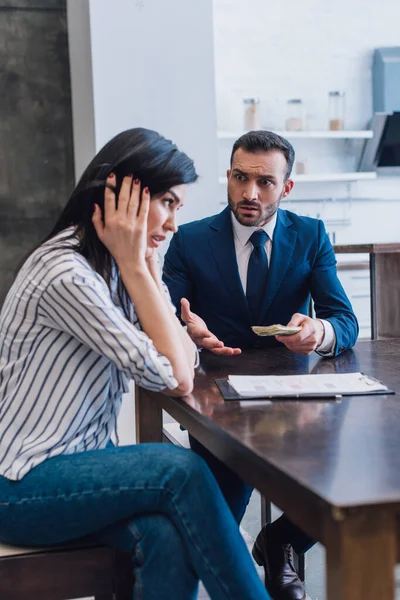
[145,258,196,372]
[119,263,194,394]
[158,284,196,374]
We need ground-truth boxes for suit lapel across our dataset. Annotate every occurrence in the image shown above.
[208,207,253,322]
[259,209,297,321]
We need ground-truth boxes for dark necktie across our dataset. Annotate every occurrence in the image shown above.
[246,230,269,323]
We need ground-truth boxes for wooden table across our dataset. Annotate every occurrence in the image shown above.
[135,339,400,600]
[334,243,400,339]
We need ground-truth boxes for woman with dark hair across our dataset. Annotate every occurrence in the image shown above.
[0,128,269,600]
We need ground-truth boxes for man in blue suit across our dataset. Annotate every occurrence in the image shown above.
[163,131,358,600]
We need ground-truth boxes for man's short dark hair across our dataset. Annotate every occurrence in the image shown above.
[230,130,295,180]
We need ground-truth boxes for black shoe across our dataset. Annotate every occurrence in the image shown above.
[252,523,306,600]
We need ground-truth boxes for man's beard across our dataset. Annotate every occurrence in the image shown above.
[227,192,282,227]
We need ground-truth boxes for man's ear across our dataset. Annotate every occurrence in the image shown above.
[226,169,231,179]
[282,179,294,198]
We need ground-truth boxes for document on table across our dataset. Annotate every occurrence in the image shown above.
[227,372,392,399]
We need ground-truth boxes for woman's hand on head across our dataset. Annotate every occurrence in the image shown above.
[92,174,150,272]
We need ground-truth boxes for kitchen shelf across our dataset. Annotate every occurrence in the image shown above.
[218,172,377,184]
[217,130,373,140]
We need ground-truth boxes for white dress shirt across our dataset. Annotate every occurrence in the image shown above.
[230,212,336,355]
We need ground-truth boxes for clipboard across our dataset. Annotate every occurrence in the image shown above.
[215,374,395,401]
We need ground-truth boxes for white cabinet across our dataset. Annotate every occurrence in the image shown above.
[337,266,371,339]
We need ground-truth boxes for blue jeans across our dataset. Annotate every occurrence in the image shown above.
[189,435,315,555]
[0,444,270,600]
[189,434,253,523]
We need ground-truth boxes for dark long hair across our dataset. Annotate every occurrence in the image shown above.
[31,128,198,284]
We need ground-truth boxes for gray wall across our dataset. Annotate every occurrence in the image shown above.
[0,0,74,305]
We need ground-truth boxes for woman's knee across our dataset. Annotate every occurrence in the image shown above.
[171,445,213,474]
[159,445,217,492]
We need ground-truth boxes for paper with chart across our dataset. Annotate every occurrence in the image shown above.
[228,372,390,398]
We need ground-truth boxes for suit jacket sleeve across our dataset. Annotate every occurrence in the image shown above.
[163,229,194,318]
[311,221,359,356]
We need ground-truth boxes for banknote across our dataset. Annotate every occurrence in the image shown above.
[251,325,302,337]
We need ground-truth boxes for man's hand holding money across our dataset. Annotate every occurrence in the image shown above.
[274,313,325,355]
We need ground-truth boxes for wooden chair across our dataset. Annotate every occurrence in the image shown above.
[0,538,133,600]
[163,422,305,582]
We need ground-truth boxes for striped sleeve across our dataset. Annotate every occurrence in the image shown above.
[38,273,179,391]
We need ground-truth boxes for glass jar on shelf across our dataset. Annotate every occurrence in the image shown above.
[295,158,307,175]
[328,91,345,130]
[285,99,305,131]
[243,98,260,131]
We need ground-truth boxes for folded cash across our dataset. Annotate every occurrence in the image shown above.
[251,324,302,337]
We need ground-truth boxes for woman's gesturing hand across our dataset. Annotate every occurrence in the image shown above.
[92,174,150,271]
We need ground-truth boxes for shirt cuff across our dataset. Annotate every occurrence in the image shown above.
[144,346,179,390]
[315,319,336,356]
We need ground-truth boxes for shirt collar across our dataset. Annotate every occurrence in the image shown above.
[230,210,277,247]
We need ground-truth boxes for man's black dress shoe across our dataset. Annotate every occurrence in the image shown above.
[252,523,306,600]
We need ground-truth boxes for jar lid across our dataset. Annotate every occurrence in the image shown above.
[329,91,345,96]
[287,98,303,104]
[243,97,260,104]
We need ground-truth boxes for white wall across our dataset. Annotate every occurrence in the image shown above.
[213,0,400,242]
[68,0,219,225]
[213,0,400,131]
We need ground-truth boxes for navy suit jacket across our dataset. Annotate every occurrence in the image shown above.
[163,207,358,355]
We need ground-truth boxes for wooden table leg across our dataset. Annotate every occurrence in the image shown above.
[134,385,163,443]
[369,253,378,340]
[260,496,272,526]
[374,252,400,339]
[325,507,396,600]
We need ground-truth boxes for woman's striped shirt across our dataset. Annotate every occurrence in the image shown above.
[0,229,180,481]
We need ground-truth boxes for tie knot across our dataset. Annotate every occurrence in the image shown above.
[249,230,268,248]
